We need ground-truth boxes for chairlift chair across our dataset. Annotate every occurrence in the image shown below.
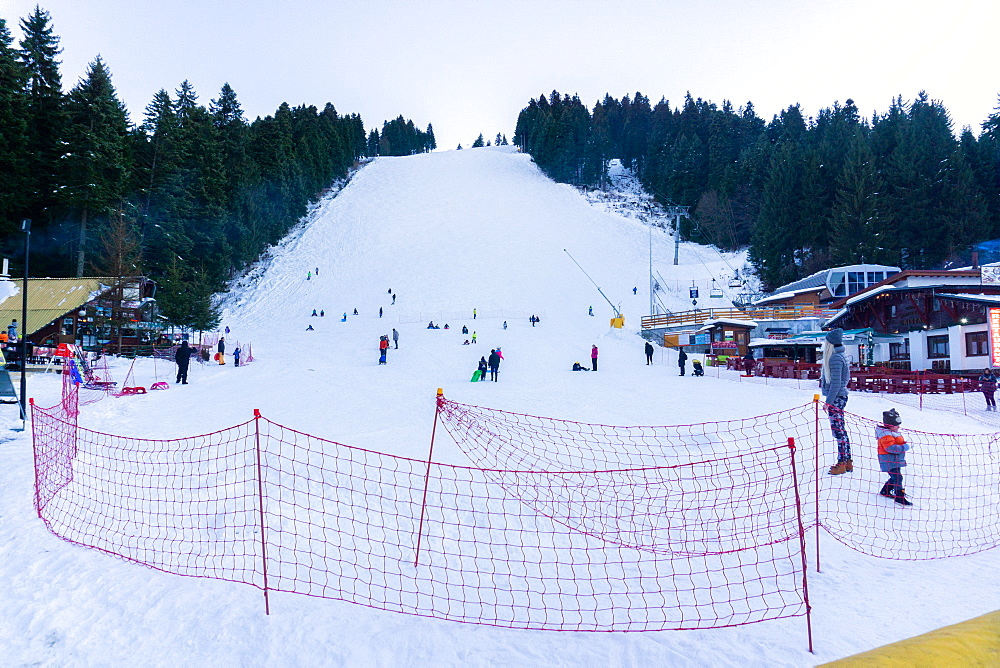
[710,279,724,299]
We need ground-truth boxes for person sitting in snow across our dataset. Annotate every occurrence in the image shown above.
[462,325,468,334]
[692,359,704,376]
[353,308,358,315]
[463,340,471,345]
[427,321,436,329]
[311,309,318,316]
[306,325,314,331]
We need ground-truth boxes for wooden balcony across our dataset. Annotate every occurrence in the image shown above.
[641,306,839,330]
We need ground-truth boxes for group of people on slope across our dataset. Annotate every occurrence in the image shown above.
[475,348,503,382]
[173,336,242,385]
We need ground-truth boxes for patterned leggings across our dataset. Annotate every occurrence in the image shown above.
[828,395,851,461]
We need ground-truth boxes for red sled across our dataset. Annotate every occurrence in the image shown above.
[150,381,170,390]
[120,386,147,395]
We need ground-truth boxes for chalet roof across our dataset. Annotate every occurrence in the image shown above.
[695,319,758,332]
[0,277,118,337]
[828,270,983,308]
[752,286,824,306]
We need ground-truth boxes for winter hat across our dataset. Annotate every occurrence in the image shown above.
[825,328,843,346]
[882,408,901,426]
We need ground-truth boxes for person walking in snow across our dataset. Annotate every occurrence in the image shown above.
[473,308,477,320]
[477,356,488,382]
[645,341,654,365]
[233,346,242,367]
[591,345,599,371]
[175,341,192,384]
[677,347,688,375]
[822,328,853,475]
[392,328,399,349]
[633,287,637,295]
[307,271,311,280]
[353,308,358,315]
[488,349,501,381]
[392,293,396,304]
[979,368,998,411]
[320,310,324,317]
[876,408,912,506]
[379,307,383,318]
[217,337,226,365]
[588,306,593,316]
[471,331,477,344]
[503,321,507,330]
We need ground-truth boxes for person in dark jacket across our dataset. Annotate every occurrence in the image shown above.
[477,356,488,381]
[822,328,852,474]
[978,368,997,411]
[233,346,242,367]
[875,408,912,506]
[677,348,688,375]
[217,337,226,365]
[488,349,501,381]
[175,341,192,384]
[644,341,654,365]
[392,328,399,349]
[743,349,755,376]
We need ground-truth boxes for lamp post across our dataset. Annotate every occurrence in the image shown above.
[19,218,30,422]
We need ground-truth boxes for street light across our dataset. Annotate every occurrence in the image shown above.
[19,218,30,423]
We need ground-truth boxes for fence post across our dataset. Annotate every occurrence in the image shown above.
[813,394,821,573]
[414,388,443,567]
[788,437,815,654]
[253,409,271,615]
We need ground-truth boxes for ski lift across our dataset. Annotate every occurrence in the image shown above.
[728,270,744,289]
[710,279,724,299]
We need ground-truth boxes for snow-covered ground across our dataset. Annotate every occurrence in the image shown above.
[1,146,996,666]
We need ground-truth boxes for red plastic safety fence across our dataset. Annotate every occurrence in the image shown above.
[29,384,1000,634]
[32,387,809,632]
[817,406,1000,560]
[437,399,1000,561]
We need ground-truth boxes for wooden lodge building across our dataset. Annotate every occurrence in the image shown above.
[823,268,1000,373]
[0,276,164,354]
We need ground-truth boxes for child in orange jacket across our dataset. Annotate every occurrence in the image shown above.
[876,408,912,506]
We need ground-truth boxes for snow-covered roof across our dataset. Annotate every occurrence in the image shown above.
[695,319,758,332]
[752,286,823,306]
[939,293,1000,306]
[845,284,899,306]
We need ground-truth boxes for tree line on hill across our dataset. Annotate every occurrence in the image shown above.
[513,90,1000,290]
[0,8,432,331]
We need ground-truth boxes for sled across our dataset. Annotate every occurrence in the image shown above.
[150,381,170,391]
[214,352,221,361]
[471,370,483,382]
[119,386,147,395]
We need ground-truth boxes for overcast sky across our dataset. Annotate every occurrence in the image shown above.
[1,0,997,151]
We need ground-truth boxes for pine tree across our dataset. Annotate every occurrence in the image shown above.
[18,6,65,226]
[61,56,131,276]
[426,123,436,150]
[472,133,485,148]
[0,18,29,239]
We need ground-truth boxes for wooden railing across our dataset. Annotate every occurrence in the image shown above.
[641,306,839,330]
[722,358,979,394]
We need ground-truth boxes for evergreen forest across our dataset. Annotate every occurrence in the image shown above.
[513,90,1000,290]
[0,8,433,329]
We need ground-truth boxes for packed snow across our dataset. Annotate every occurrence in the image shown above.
[1,146,996,666]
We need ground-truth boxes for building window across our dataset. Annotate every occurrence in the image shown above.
[927,335,949,359]
[890,340,910,360]
[966,331,989,357]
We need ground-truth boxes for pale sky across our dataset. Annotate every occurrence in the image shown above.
[1,0,997,151]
